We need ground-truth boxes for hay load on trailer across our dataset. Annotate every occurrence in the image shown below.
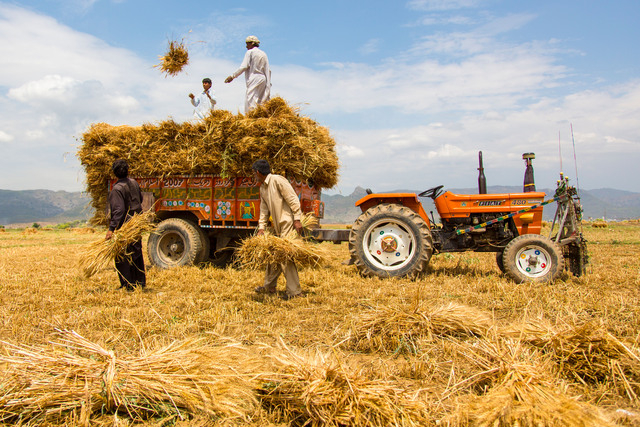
[77,97,340,267]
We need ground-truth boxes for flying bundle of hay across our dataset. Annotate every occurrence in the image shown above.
[0,330,258,424]
[78,210,156,277]
[341,302,494,354]
[235,214,328,270]
[446,338,615,427]
[258,341,430,426]
[78,97,340,225]
[155,39,189,76]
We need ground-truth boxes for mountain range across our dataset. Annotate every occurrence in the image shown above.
[1,186,639,227]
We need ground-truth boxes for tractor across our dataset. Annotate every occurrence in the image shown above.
[347,152,588,283]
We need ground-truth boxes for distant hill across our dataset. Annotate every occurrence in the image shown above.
[0,190,92,226]
[1,186,638,226]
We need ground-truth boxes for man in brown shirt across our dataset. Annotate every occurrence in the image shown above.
[252,159,303,300]
[106,159,146,291]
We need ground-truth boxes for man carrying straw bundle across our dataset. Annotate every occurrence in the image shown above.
[252,159,304,300]
[106,159,146,291]
[225,35,271,113]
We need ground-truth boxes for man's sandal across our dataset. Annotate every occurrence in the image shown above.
[254,286,277,294]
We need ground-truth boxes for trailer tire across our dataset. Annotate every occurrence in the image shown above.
[503,234,563,283]
[349,203,432,278]
[148,218,205,268]
[194,226,211,265]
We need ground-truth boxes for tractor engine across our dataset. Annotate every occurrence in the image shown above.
[435,213,516,253]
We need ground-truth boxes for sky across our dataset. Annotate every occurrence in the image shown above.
[0,0,639,195]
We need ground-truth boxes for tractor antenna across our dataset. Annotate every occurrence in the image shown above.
[570,123,581,195]
[558,131,564,182]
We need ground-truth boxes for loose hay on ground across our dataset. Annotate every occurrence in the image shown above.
[505,318,640,403]
[0,330,258,424]
[444,338,617,427]
[257,340,430,426]
[340,302,495,354]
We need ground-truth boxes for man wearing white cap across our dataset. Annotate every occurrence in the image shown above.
[225,35,271,113]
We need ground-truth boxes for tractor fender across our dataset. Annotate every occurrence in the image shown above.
[355,193,431,227]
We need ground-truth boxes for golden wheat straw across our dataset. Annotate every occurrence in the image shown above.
[78,210,156,277]
[341,302,494,354]
[77,97,339,225]
[257,339,430,426]
[155,39,189,76]
[0,330,258,424]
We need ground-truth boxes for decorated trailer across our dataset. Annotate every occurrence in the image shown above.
[109,174,341,269]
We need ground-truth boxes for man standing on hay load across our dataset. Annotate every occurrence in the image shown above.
[106,159,146,291]
[224,35,271,113]
[188,77,216,119]
[252,159,304,300]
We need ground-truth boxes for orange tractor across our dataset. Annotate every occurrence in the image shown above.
[346,152,588,282]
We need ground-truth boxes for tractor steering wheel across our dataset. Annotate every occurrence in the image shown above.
[418,185,444,199]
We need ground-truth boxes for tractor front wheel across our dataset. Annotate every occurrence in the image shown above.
[503,234,564,283]
[348,203,432,278]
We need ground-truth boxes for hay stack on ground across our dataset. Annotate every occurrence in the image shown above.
[0,330,258,424]
[78,97,339,225]
[446,338,615,427]
[341,302,494,354]
[78,210,156,277]
[155,39,189,76]
[505,319,640,402]
[258,341,430,426]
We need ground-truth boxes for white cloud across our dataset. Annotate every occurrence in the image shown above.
[338,145,365,158]
[0,3,638,197]
[359,38,380,55]
[407,0,482,12]
[0,130,13,142]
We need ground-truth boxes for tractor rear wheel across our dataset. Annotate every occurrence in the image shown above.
[349,203,432,278]
[503,234,563,283]
[148,218,206,268]
[495,250,505,273]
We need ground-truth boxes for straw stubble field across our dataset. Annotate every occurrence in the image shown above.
[1,222,640,426]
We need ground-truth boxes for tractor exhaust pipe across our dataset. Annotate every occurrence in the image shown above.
[478,151,487,194]
[523,152,536,192]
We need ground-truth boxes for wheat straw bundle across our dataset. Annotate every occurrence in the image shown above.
[78,210,156,278]
[0,330,258,424]
[78,97,339,225]
[446,338,615,427]
[258,341,430,426]
[235,231,328,270]
[235,214,327,270]
[505,319,640,401]
[155,39,189,76]
[342,302,494,354]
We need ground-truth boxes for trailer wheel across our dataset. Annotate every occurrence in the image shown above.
[148,218,205,268]
[349,203,432,278]
[503,234,564,283]
[195,226,211,265]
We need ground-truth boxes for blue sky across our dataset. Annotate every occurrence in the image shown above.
[1,0,638,195]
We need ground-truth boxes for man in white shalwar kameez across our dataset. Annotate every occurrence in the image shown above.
[225,35,271,113]
[188,78,216,119]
